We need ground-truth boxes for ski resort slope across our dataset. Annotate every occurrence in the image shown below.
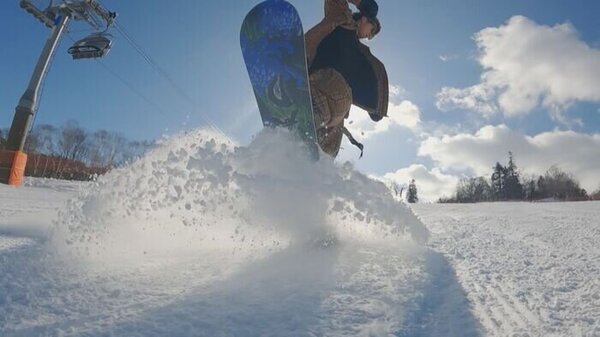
[414,202,600,337]
[0,129,597,336]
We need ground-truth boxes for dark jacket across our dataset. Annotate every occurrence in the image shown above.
[305,0,388,121]
[310,27,380,120]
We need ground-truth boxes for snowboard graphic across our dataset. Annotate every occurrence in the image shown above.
[240,0,318,158]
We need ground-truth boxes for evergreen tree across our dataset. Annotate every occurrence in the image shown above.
[407,179,419,203]
[491,162,506,200]
[504,152,524,200]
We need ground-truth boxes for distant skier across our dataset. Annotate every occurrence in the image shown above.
[306,0,388,158]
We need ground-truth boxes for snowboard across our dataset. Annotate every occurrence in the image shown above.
[240,0,319,159]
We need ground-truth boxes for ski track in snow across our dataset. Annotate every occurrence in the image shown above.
[413,202,600,337]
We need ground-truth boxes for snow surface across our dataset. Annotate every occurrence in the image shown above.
[0,128,597,336]
[414,202,600,337]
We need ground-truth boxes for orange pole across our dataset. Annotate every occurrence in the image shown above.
[0,150,27,186]
[8,151,28,186]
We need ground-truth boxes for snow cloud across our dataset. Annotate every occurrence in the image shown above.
[383,165,460,202]
[347,101,422,140]
[418,125,600,192]
[436,16,600,119]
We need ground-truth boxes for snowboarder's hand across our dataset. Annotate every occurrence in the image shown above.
[325,0,354,27]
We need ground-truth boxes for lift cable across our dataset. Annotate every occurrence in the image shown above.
[64,33,169,116]
[92,2,229,139]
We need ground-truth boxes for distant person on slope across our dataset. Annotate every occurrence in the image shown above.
[306,0,389,158]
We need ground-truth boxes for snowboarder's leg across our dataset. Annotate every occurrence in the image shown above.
[309,68,352,157]
[318,125,344,157]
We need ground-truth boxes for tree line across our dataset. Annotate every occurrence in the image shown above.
[439,152,600,203]
[0,121,153,180]
[389,179,419,204]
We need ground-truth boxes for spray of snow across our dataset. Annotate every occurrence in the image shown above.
[50,128,428,265]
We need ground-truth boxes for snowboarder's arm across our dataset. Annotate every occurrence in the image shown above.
[324,0,353,24]
[306,0,354,67]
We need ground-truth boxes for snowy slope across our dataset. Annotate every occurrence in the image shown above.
[1,129,597,336]
[413,202,600,337]
[1,129,480,337]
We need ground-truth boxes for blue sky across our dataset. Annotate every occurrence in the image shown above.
[2,0,599,199]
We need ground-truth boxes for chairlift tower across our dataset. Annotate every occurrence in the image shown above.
[0,0,116,186]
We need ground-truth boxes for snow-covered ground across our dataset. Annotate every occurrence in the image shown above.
[413,202,600,337]
[0,129,598,336]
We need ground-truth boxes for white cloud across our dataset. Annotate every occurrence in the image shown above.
[389,84,407,98]
[437,84,498,117]
[347,100,422,140]
[418,124,600,192]
[390,101,422,129]
[439,54,459,62]
[436,15,600,119]
[383,164,460,202]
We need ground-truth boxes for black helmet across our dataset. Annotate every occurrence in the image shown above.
[358,0,379,19]
[353,0,381,36]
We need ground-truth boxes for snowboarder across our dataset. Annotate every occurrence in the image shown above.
[306,0,388,158]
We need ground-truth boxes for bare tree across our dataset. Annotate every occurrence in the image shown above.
[540,166,588,201]
[592,186,600,201]
[391,182,404,200]
[87,131,151,167]
[25,124,59,153]
[0,128,7,149]
[455,177,492,203]
[521,174,538,201]
[123,139,154,165]
[35,124,60,155]
[4,120,153,180]
[59,121,88,161]
[87,130,124,166]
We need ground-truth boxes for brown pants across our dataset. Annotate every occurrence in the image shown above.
[309,68,352,158]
